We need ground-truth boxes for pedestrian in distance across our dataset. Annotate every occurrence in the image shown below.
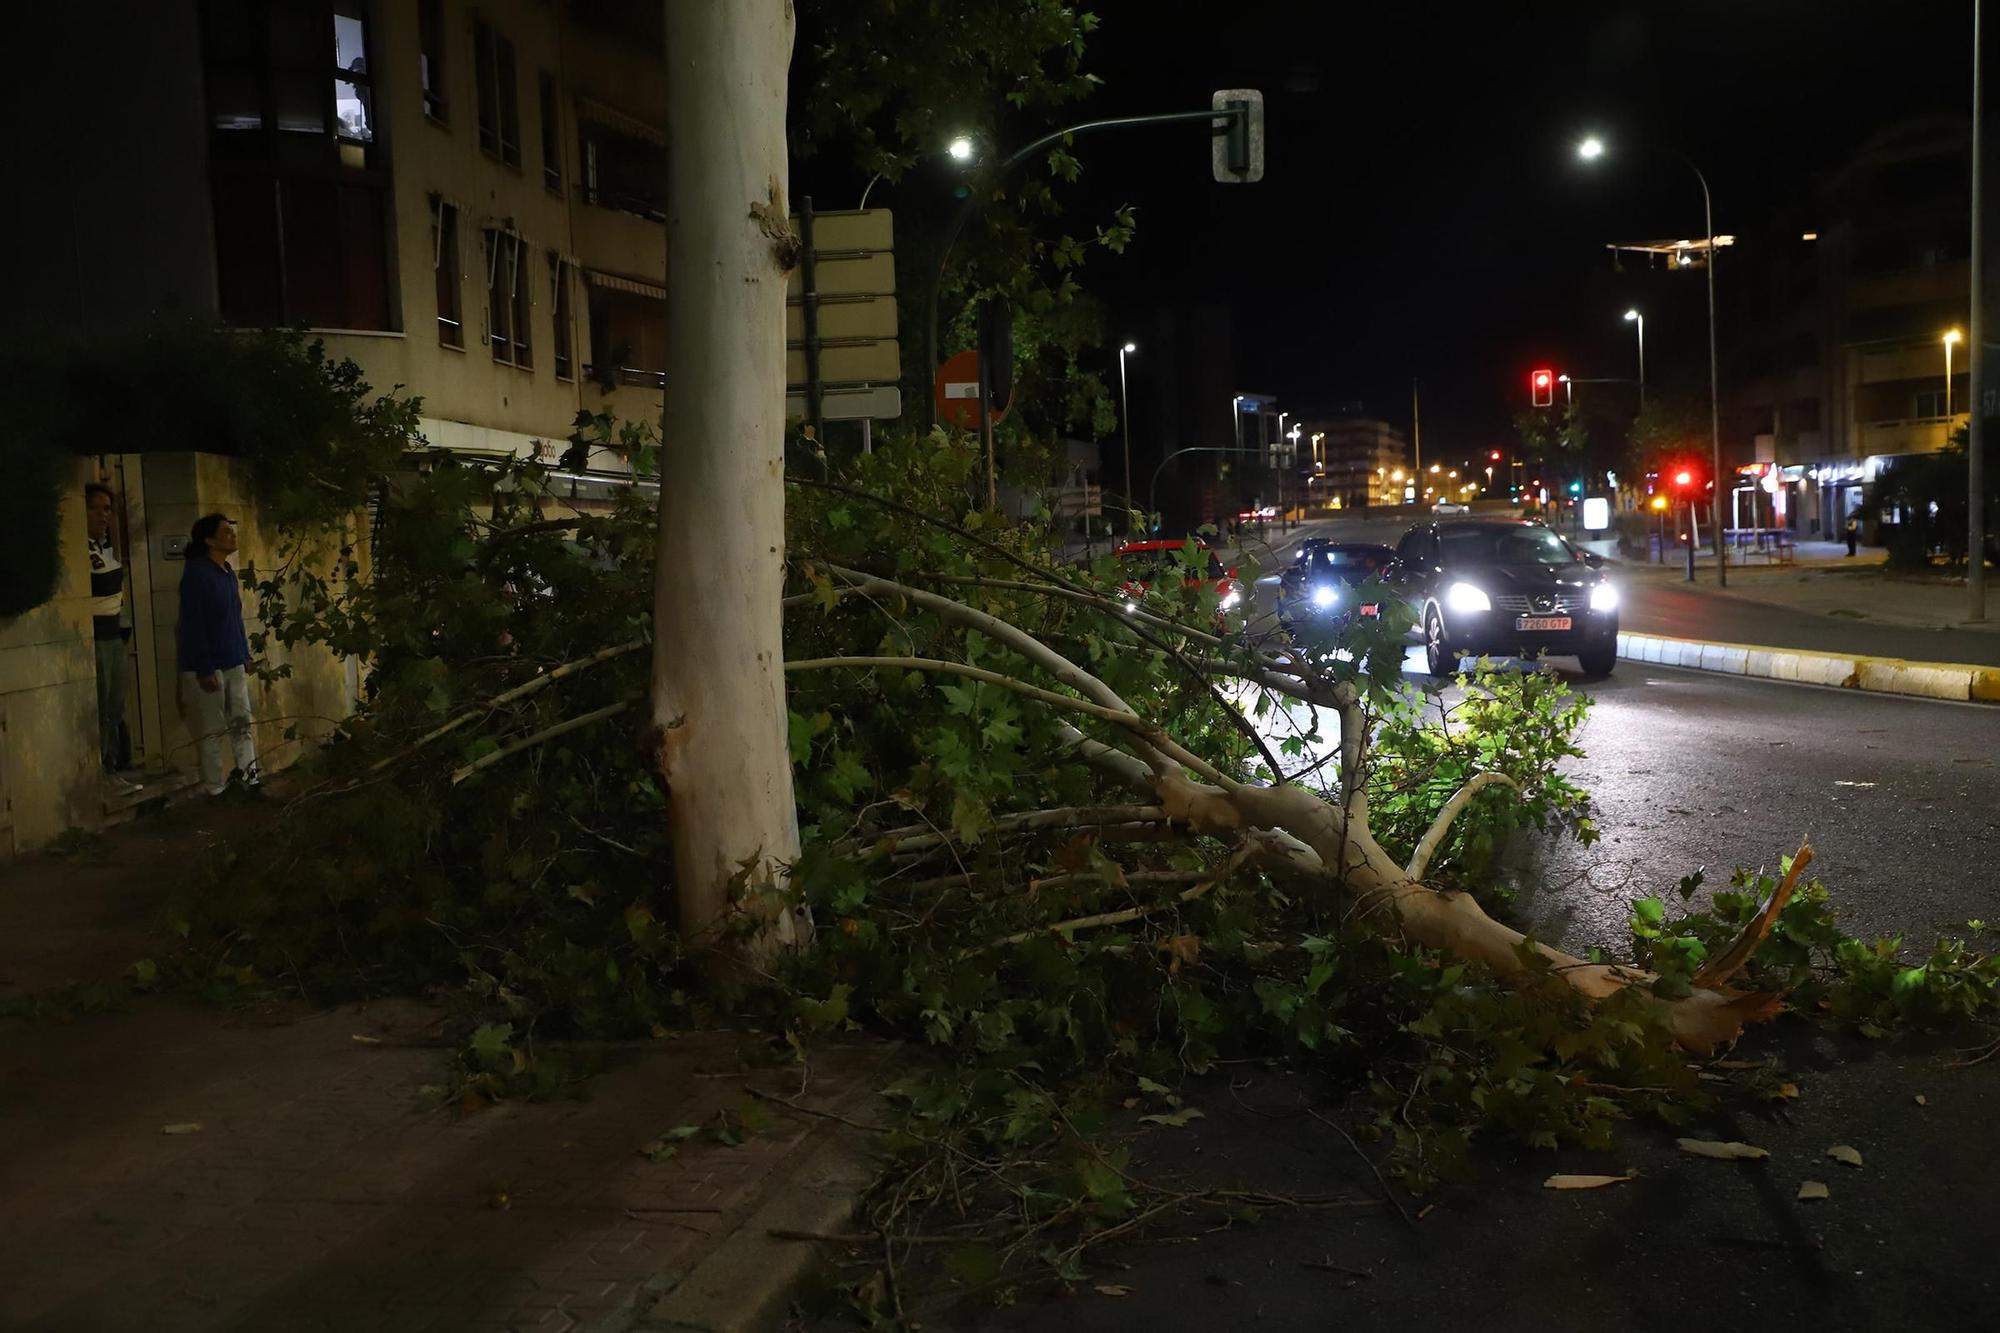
[1844,513,1860,558]
[177,513,260,795]
[84,482,141,796]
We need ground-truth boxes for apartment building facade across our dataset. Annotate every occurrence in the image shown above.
[1727,116,1981,538]
[2,1,673,852]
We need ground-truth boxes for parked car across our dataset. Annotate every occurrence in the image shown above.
[1277,542,1394,629]
[1114,539,1243,619]
[1432,499,1472,515]
[1386,520,1618,677]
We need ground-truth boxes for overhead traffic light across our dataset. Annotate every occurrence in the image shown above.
[1489,450,1503,462]
[1568,480,1583,495]
[1674,469,1693,487]
[1531,369,1554,407]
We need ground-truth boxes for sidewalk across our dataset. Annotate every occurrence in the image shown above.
[0,814,893,1333]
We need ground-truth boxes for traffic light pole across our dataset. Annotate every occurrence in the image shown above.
[925,105,1252,431]
[1969,0,1988,622]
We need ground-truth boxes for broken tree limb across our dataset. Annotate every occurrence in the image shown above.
[1691,840,1814,989]
[370,639,646,774]
[449,698,633,785]
[1405,772,1522,880]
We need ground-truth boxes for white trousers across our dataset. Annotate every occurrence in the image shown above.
[182,666,258,795]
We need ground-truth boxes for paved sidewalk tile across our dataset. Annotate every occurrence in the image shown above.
[1,993,893,1332]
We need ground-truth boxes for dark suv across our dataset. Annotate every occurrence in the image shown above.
[1387,520,1619,677]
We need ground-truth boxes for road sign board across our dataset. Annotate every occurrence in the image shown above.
[934,349,1010,429]
[787,385,903,422]
[785,296,897,342]
[787,341,901,387]
[788,206,899,411]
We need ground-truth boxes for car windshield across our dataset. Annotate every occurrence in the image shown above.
[1312,549,1385,574]
[1438,526,1577,566]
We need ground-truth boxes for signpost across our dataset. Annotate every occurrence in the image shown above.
[787,203,902,451]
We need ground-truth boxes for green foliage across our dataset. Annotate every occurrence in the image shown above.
[1628,862,2000,1035]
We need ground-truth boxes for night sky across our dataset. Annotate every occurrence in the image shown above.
[1046,1,1975,457]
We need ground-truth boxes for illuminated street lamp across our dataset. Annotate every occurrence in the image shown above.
[1944,328,1963,419]
[1117,342,1138,517]
[947,134,976,163]
[1624,308,1646,407]
[1581,133,1727,584]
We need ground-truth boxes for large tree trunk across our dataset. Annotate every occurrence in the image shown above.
[653,0,803,954]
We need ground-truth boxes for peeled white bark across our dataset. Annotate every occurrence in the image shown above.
[653,0,803,953]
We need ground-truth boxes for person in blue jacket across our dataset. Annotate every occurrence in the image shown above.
[177,513,259,794]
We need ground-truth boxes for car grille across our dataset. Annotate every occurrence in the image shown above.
[1491,592,1579,613]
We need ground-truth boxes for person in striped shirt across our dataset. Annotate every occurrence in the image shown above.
[85,483,140,796]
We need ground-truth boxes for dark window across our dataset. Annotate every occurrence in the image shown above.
[474,16,520,165]
[580,119,667,220]
[550,254,574,379]
[434,198,463,347]
[585,281,667,387]
[1789,397,1822,433]
[1915,390,1947,419]
[201,1,394,330]
[539,71,562,193]
[486,230,531,368]
[418,0,447,121]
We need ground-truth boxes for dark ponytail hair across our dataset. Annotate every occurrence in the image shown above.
[188,512,229,562]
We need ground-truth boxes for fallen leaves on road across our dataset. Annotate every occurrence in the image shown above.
[1677,1138,1769,1161]
[1797,1180,1830,1201]
[160,1122,203,1135]
[1095,1284,1133,1297]
[1915,1094,1928,1106]
[1544,1173,1635,1191]
[1826,1144,1864,1168]
[1139,1107,1205,1128]
[349,1033,383,1045]
[639,1124,703,1162]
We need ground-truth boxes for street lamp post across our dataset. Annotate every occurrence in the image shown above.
[1581,135,1729,585]
[1945,328,1962,421]
[1625,308,1646,408]
[1972,0,1989,623]
[1118,341,1137,531]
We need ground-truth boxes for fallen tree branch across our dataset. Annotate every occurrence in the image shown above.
[449,698,633,785]
[785,655,1143,730]
[856,804,1168,854]
[370,639,645,775]
[1405,772,1522,880]
[1691,840,1813,989]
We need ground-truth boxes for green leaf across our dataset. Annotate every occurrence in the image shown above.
[470,1022,513,1068]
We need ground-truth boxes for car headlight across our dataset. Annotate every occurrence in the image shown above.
[1311,584,1338,609]
[1445,582,1491,613]
[1589,582,1619,612]
[1218,588,1242,610]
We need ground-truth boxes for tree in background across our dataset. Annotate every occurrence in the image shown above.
[1873,422,2000,570]
[792,1,1131,454]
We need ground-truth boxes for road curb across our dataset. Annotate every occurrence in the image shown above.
[1617,630,2000,703]
[623,1050,896,1333]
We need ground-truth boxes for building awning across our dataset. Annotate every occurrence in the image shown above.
[583,269,667,301]
[575,96,667,147]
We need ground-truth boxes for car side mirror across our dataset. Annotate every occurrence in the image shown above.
[1582,551,1604,567]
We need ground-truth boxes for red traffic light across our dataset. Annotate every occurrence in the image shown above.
[1489,450,1502,461]
[1674,469,1693,486]
[1530,369,1554,407]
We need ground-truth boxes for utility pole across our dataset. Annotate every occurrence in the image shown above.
[1411,378,1423,485]
[1971,0,1989,622]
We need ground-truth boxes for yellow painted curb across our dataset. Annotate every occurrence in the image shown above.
[1616,631,1996,704]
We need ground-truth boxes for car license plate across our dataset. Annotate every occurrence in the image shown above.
[1360,603,1379,617]
[1516,615,1572,631]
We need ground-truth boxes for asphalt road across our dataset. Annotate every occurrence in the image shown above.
[899,668,2000,1333]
